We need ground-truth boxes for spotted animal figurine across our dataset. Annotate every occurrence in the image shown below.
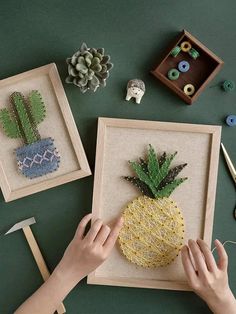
[126,79,145,104]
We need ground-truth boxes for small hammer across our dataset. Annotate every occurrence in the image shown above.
[5,217,66,314]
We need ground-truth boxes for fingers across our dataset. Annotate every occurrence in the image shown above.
[77,215,123,248]
[215,239,228,271]
[94,225,111,245]
[196,239,217,272]
[74,213,92,240]
[103,216,123,251]
[181,245,198,285]
[188,239,208,275]
[84,218,103,243]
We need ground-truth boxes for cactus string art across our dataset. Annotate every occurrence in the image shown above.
[0,91,60,179]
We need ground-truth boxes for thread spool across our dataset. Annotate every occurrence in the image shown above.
[226,115,236,126]
[189,48,200,59]
[180,41,192,52]
[178,61,190,73]
[222,80,235,92]
[171,46,181,57]
[183,84,195,96]
[168,69,180,81]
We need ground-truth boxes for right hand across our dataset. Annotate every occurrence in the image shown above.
[181,239,236,314]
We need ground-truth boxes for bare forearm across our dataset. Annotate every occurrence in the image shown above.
[206,289,236,314]
[14,215,123,314]
[14,265,78,314]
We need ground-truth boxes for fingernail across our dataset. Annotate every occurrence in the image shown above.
[117,216,124,226]
[119,216,124,222]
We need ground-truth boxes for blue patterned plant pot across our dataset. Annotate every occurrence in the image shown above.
[15,137,60,179]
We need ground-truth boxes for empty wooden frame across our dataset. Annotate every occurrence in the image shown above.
[88,117,221,291]
[0,63,91,202]
[152,30,224,104]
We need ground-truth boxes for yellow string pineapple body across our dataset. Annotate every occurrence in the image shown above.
[119,145,188,268]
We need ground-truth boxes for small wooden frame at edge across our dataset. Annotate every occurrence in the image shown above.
[0,63,91,202]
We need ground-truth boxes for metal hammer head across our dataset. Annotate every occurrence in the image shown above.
[5,217,36,235]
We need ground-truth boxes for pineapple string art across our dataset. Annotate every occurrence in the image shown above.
[118,144,188,268]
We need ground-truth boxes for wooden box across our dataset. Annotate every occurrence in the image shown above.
[88,117,221,291]
[151,30,224,104]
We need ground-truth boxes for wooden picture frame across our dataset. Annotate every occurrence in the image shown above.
[0,63,91,202]
[151,30,224,104]
[87,117,221,291]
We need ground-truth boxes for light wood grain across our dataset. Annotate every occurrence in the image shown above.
[0,63,91,202]
[23,226,66,314]
[88,117,221,291]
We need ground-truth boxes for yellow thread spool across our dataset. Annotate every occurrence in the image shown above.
[184,84,195,96]
[180,41,192,52]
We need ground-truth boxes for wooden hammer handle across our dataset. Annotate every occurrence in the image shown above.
[23,226,66,314]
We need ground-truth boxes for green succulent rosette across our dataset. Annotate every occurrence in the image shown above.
[66,43,113,93]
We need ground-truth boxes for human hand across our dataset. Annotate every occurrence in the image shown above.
[181,239,236,314]
[54,213,123,289]
[15,215,123,314]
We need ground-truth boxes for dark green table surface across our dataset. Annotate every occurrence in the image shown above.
[1,1,236,313]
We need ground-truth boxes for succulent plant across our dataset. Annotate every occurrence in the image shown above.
[65,43,113,93]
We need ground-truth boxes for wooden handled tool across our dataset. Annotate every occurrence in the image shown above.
[5,217,66,314]
[221,143,236,219]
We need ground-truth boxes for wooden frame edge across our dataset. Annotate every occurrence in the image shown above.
[0,162,12,202]
[5,169,90,202]
[89,117,221,290]
[87,273,192,291]
[91,117,107,222]
[98,117,221,133]
[202,127,222,245]
[49,63,91,175]
[183,30,224,64]
[0,63,91,202]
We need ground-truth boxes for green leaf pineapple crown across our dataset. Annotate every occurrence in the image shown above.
[124,144,188,199]
[0,91,46,145]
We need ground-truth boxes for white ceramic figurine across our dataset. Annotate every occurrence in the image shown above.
[126,79,145,104]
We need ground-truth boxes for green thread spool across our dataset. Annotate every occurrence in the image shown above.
[222,80,235,92]
[171,46,181,57]
[168,69,180,81]
[189,48,200,59]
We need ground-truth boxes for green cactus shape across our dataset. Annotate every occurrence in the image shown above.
[66,42,113,93]
[0,90,46,145]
